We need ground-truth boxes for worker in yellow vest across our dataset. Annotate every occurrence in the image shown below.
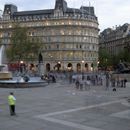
[8,92,16,116]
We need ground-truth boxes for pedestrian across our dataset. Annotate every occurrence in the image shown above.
[105,72,110,90]
[79,78,83,90]
[120,78,124,88]
[75,77,80,89]
[8,92,16,116]
[111,77,116,91]
[123,78,127,88]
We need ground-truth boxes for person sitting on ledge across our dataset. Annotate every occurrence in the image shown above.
[23,75,30,82]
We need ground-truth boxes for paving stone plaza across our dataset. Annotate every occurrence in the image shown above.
[0,80,130,130]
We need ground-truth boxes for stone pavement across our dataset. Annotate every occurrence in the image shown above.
[0,80,130,130]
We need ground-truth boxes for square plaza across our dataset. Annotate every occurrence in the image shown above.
[0,81,130,130]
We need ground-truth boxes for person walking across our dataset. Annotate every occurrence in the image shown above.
[105,72,110,90]
[8,92,16,116]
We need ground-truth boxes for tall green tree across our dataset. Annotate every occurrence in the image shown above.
[98,48,111,69]
[6,24,42,63]
[114,48,130,64]
[123,48,130,62]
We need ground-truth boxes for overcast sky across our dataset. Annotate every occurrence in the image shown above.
[0,0,130,32]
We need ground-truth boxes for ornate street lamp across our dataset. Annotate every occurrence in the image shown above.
[81,60,85,79]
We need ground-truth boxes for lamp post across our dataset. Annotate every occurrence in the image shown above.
[20,60,24,74]
[57,61,61,71]
[97,61,100,71]
[81,60,85,79]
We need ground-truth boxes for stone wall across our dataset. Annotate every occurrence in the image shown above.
[112,74,130,81]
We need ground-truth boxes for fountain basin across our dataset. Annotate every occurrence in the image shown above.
[0,77,48,88]
[0,72,12,80]
[0,81,48,88]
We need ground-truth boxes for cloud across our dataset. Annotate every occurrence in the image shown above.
[94,0,130,31]
[0,0,130,31]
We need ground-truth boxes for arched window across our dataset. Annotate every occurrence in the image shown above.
[77,63,81,72]
[85,63,88,71]
[67,63,73,71]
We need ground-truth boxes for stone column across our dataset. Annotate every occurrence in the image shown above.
[38,52,44,75]
[39,63,44,75]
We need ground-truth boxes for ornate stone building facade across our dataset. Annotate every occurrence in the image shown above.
[99,23,130,56]
[0,0,99,73]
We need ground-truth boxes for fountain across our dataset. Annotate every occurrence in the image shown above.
[0,45,12,80]
[0,45,47,88]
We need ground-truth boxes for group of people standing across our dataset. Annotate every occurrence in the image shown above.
[100,72,128,90]
[74,74,103,90]
[73,72,128,91]
[111,75,127,88]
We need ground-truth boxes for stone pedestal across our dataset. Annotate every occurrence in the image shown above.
[39,63,44,75]
[0,71,12,80]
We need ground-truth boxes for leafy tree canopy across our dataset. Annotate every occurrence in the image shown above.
[6,24,42,62]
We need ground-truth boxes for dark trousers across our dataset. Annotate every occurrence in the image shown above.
[9,105,15,115]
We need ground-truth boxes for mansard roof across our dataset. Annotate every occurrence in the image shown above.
[66,8,81,13]
[3,0,96,17]
[13,9,54,16]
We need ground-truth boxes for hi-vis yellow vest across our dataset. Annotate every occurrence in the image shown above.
[8,95,16,105]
